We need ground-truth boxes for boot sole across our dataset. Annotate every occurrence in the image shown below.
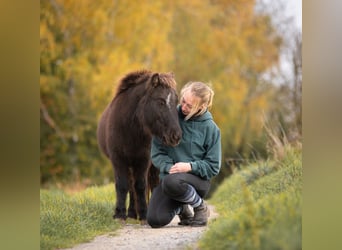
[190,221,207,227]
[178,218,193,226]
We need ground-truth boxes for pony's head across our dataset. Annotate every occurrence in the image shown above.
[140,72,182,146]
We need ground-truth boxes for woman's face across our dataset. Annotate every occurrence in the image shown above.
[181,90,200,116]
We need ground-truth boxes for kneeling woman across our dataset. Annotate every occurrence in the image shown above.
[147,81,221,227]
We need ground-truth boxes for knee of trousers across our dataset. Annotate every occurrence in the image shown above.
[147,211,170,228]
[162,174,184,196]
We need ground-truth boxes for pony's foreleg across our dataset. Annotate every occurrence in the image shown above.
[127,189,137,219]
[148,164,160,195]
[132,169,148,222]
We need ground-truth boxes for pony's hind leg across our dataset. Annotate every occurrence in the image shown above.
[127,168,137,219]
[113,168,130,220]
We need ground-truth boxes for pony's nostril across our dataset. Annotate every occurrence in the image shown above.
[171,133,181,145]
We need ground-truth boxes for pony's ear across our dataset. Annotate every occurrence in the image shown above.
[151,73,160,87]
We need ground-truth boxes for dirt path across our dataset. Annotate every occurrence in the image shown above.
[63,205,218,250]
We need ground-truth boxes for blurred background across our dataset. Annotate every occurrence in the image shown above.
[40,0,302,193]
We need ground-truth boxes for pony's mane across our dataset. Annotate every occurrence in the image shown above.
[116,70,152,96]
[158,73,177,89]
[115,70,176,96]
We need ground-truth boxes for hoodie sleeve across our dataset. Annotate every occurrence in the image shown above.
[151,136,174,174]
[190,125,221,180]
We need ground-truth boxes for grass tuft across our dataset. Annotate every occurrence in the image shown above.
[40,184,121,250]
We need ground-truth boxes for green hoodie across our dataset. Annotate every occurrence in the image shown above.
[151,106,221,180]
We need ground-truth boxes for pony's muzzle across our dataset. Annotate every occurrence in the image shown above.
[163,132,181,147]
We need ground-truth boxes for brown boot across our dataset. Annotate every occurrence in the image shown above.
[178,204,193,226]
[190,201,209,227]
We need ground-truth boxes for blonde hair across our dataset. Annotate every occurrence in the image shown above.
[180,81,214,120]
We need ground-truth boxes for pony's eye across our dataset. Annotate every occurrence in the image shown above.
[158,100,166,106]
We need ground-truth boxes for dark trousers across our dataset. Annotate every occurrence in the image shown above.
[147,173,210,228]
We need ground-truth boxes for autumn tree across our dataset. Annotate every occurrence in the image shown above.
[255,0,302,144]
[40,0,284,185]
[40,0,175,184]
[170,0,282,164]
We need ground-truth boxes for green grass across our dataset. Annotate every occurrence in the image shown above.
[41,146,302,250]
[199,145,302,250]
[40,184,121,250]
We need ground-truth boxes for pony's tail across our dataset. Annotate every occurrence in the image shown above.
[146,163,160,202]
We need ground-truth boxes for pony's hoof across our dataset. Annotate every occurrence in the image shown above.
[113,215,126,224]
[140,219,147,226]
[116,218,126,225]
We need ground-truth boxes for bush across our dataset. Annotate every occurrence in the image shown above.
[199,145,302,250]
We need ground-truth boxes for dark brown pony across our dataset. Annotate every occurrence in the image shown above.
[97,70,181,222]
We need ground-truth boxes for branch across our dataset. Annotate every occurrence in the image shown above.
[40,100,67,144]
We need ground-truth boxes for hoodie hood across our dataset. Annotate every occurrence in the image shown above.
[177,105,213,122]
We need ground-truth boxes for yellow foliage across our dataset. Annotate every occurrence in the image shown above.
[40,0,283,183]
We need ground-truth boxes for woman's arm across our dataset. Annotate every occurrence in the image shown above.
[190,128,222,180]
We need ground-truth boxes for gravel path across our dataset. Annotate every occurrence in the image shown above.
[63,205,218,250]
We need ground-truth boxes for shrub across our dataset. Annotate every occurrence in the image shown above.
[199,145,302,250]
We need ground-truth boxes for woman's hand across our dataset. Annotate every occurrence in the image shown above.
[169,162,191,174]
